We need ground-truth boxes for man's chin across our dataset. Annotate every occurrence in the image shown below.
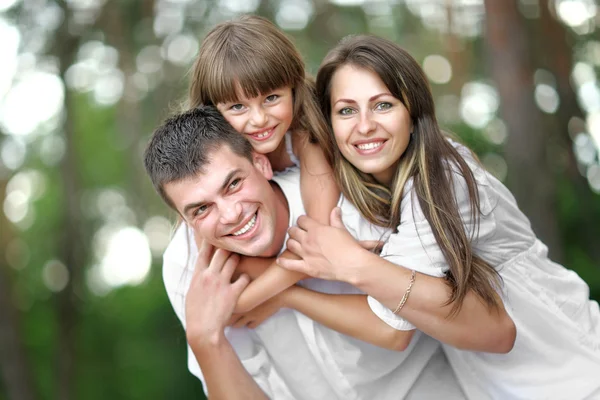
[221,239,271,258]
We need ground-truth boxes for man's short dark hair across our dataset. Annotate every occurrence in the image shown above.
[143,105,253,209]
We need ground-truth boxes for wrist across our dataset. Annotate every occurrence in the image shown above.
[345,249,379,288]
[280,285,301,309]
[186,326,226,351]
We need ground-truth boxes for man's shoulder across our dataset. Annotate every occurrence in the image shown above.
[162,222,195,294]
[272,165,300,186]
[272,166,304,216]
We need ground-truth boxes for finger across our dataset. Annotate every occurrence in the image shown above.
[276,257,307,274]
[233,316,250,329]
[296,215,319,231]
[208,248,232,273]
[227,314,242,326]
[193,231,204,252]
[247,320,262,329]
[222,253,240,281]
[196,239,215,270]
[287,226,306,243]
[231,273,250,297]
[329,207,345,229]
[285,238,303,257]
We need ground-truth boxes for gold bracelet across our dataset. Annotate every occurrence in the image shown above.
[393,270,416,315]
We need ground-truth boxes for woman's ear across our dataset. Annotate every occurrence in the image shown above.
[253,152,274,180]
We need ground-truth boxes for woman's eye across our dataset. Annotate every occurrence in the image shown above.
[375,102,392,111]
[230,104,244,111]
[265,94,279,102]
[339,107,354,116]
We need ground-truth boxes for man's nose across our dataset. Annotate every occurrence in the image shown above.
[357,111,376,136]
[219,201,243,225]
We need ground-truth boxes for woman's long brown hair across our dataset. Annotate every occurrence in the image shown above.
[316,35,501,315]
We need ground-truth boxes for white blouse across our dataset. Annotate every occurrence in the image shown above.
[368,142,600,399]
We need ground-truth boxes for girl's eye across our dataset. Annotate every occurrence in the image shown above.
[338,107,355,116]
[375,102,392,111]
[230,104,244,111]
[229,178,241,190]
[265,94,279,103]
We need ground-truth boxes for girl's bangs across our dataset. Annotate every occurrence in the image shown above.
[206,52,296,104]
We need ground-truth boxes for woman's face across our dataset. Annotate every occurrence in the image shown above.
[329,65,412,186]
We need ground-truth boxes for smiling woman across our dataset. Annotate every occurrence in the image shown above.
[275,34,600,399]
[329,65,412,186]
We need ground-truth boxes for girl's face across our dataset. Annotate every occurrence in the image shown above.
[217,86,294,155]
[329,65,412,186]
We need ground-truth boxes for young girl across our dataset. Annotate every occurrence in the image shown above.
[276,34,600,398]
[186,15,338,313]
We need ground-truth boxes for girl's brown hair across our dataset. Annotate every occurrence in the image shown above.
[316,35,501,315]
[188,15,332,162]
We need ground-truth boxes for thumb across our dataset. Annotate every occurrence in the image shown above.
[329,207,345,229]
[232,273,250,296]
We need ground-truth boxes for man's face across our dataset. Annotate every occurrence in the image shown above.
[164,145,285,257]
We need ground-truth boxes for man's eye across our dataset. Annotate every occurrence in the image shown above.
[375,102,392,111]
[230,104,244,111]
[229,178,241,190]
[194,205,208,217]
[265,94,279,102]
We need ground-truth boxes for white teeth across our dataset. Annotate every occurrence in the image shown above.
[357,142,383,150]
[256,131,270,138]
[232,213,257,236]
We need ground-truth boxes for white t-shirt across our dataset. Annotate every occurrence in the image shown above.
[368,142,600,399]
[162,166,464,399]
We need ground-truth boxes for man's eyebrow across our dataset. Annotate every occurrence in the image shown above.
[220,169,242,191]
[182,169,242,217]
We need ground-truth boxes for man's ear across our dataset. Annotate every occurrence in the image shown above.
[252,152,274,180]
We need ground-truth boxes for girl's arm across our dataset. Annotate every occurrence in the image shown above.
[282,287,414,351]
[233,251,307,313]
[231,285,413,351]
[294,132,340,224]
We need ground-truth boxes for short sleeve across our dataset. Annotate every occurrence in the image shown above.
[368,152,498,330]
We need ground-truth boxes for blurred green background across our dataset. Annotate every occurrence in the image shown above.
[1,0,599,399]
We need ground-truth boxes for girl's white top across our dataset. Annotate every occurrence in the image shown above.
[368,141,600,399]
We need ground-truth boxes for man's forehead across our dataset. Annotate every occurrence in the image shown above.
[204,144,251,170]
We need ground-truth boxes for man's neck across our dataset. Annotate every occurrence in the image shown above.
[264,180,290,257]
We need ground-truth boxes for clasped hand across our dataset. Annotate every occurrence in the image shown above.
[277,207,382,282]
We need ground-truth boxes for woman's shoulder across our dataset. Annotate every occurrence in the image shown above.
[399,138,499,218]
[445,138,499,215]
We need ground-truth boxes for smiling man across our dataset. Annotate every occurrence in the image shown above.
[144,105,466,399]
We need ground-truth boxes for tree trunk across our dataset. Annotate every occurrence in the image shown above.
[54,3,85,399]
[482,0,564,261]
